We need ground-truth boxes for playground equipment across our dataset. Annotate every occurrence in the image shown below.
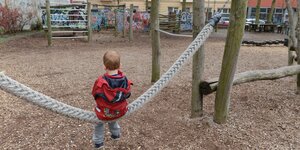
[91,4,126,34]
[0,0,299,126]
[90,3,138,41]
[0,13,221,123]
[42,0,92,46]
[200,65,300,95]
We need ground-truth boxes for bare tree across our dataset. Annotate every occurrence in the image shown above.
[150,0,160,82]
[191,0,205,118]
[285,0,297,65]
[255,0,262,24]
[146,0,149,12]
[297,0,300,94]
[267,0,276,23]
[214,0,248,124]
[182,0,186,11]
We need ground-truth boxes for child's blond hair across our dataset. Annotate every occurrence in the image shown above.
[103,51,120,70]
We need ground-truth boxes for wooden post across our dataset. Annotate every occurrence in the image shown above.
[46,0,52,46]
[255,0,261,24]
[87,2,92,42]
[114,9,118,37]
[191,0,205,118]
[146,0,149,12]
[207,0,210,22]
[129,4,134,41]
[288,40,295,65]
[122,6,126,38]
[297,0,300,94]
[150,0,160,82]
[182,0,186,12]
[267,0,276,23]
[286,0,297,65]
[214,0,248,124]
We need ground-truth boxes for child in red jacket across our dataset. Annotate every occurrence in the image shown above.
[92,51,132,149]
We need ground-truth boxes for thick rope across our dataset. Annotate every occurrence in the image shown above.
[127,24,214,114]
[0,14,218,123]
[156,29,193,37]
[0,24,214,123]
[0,72,100,123]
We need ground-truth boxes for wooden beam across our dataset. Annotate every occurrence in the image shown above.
[200,65,300,95]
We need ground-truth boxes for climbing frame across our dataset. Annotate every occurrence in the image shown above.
[42,0,92,46]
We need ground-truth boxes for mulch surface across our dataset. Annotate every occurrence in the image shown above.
[0,30,299,149]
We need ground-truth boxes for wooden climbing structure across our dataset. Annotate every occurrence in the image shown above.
[42,0,92,46]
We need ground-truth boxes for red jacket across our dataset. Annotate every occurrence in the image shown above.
[92,70,132,120]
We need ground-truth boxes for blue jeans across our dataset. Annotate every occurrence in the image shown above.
[92,121,120,144]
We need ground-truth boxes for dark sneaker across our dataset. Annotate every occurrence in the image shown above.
[94,143,104,149]
[111,134,120,141]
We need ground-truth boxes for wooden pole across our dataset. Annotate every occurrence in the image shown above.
[87,2,92,42]
[114,9,118,37]
[214,0,248,124]
[267,0,276,23]
[255,0,261,24]
[191,0,205,118]
[297,0,300,94]
[286,0,297,65]
[182,0,186,12]
[46,0,52,46]
[150,0,160,82]
[122,6,126,38]
[207,0,210,22]
[146,0,149,12]
[129,4,134,41]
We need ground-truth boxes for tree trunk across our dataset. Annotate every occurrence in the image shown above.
[87,2,92,42]
[255,0,261,24]
[214,0,248,124]
[191,0,205,118]
[46,0,52,46]
[129,4,134,41]
[297,0,300,94]
[122,6,126,38]
[146,0,149,12]
[150,0,161,82]
[182,0,186,11]
[267,0,276,23]
[286,0,298,65]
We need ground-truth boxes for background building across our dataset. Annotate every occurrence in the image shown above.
[89,0,231,15]
[247,0,297,24]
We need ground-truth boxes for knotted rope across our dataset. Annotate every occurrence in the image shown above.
[0,14,221,123]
